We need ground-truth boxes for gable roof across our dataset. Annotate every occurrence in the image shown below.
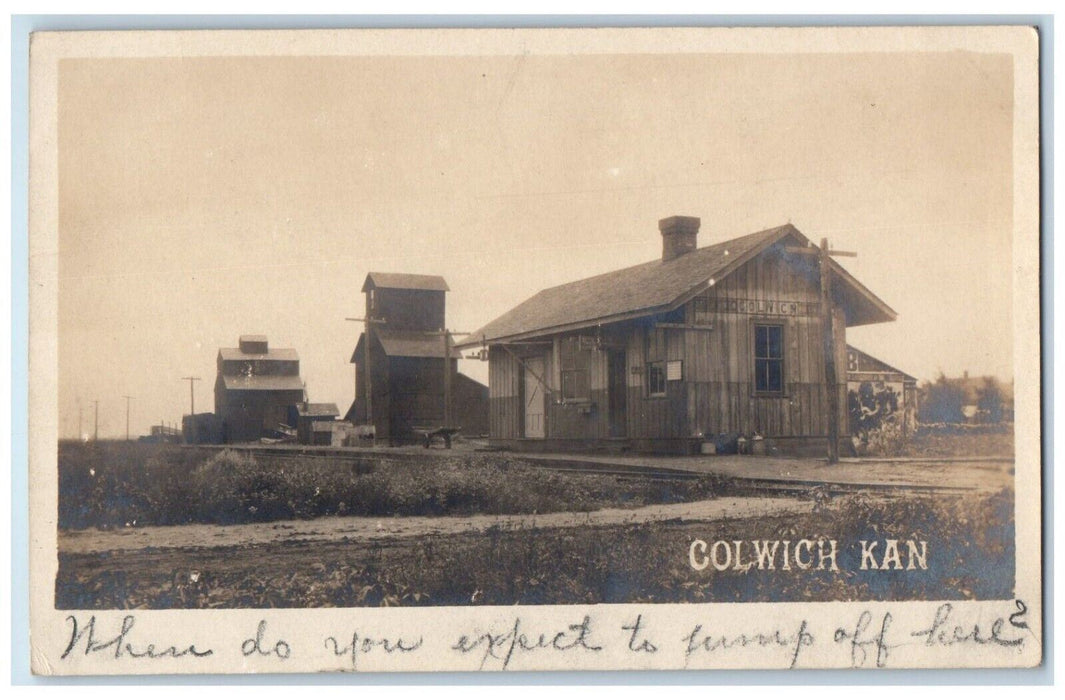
[351,328,456,361]
[219,347,299,362]
[846,345,917,382]
[362,272,449,293]
[297,403,340,417]
[456,224,896,348]
[219,374,305,392]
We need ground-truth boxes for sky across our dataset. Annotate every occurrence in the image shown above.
[57,50,1015,439]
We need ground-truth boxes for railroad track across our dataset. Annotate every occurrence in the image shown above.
[187,443,699,481]
[181,443,977,494]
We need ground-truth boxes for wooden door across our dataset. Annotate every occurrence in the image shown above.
[523,357,546,438]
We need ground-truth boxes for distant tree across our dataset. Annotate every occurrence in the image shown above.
[919,373,966,424]
[977,377,1005,424]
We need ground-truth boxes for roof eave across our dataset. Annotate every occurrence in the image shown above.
[454,304,672,349]
[830,259,898,327]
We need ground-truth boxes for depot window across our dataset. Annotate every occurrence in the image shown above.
[560,336,591,401]
[754,324,784,394]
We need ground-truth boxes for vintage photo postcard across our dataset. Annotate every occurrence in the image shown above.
[27,26,1042,674]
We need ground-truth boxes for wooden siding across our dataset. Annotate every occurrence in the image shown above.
[369,288,446,332]
[546,335,610,440]
[350,336,392,439]
[487,242,853,442]
[671,244,848,437]
[488,345,523,439]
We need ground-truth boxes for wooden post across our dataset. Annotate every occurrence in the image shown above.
[365,324,374,441]
[123,395,133,441]
[181,377,201,444]
[443,328,451,427]
[437,329,470,431]
[820,238,839,464]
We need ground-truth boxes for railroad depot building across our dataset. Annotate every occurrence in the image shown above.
[455,216,898,454]
[214,335,305,443]
[345,273,489,444]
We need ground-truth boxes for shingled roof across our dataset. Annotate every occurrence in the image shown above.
[296,403,340,417]
[218,347,299,361]
[846,345,917,382]
[219,375,305,392]
[351,328,456,361]
[362,272,449,293]
[457,223,896,348]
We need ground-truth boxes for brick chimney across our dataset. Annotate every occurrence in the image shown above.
[659,215,701,261]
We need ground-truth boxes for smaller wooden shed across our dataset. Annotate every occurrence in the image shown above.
[845,345,918,433]
[291,402,340,444]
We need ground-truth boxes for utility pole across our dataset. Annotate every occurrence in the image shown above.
[785,238,857,464]
[817,237,857,464]
[345,316,386,445]
[123,395,134,441]
[819,239,839,464]
[438,329,471,427]
[181,377,201,444]
[93,400,98,442]
[77,402,82,441]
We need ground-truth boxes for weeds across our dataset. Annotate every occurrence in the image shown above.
[56,488,1014,608]
[58,442,726,529]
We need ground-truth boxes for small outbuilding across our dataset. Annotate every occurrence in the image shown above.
[181,412,224,445]
[845,345,918,434]
[310,420,339,446]
[291,402,340,444]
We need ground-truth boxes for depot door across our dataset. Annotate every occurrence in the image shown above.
[608,350,627,437]
[523,357,546,438]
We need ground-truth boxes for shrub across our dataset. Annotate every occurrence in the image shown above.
[860,413,911,457]
[58,443,727,530]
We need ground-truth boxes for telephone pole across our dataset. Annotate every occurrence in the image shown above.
[437,329,471,427]
[817,237,857,464]
[93,400,99,442]
[181,377,201,443]
[785,238,857,464]
[123,395,134,441]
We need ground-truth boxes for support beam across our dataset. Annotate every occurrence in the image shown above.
[654,322,715,331]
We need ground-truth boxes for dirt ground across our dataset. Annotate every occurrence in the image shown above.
[59,494,813,555]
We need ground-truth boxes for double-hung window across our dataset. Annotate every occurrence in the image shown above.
[560,336,591,401]
[754,324,784,394]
